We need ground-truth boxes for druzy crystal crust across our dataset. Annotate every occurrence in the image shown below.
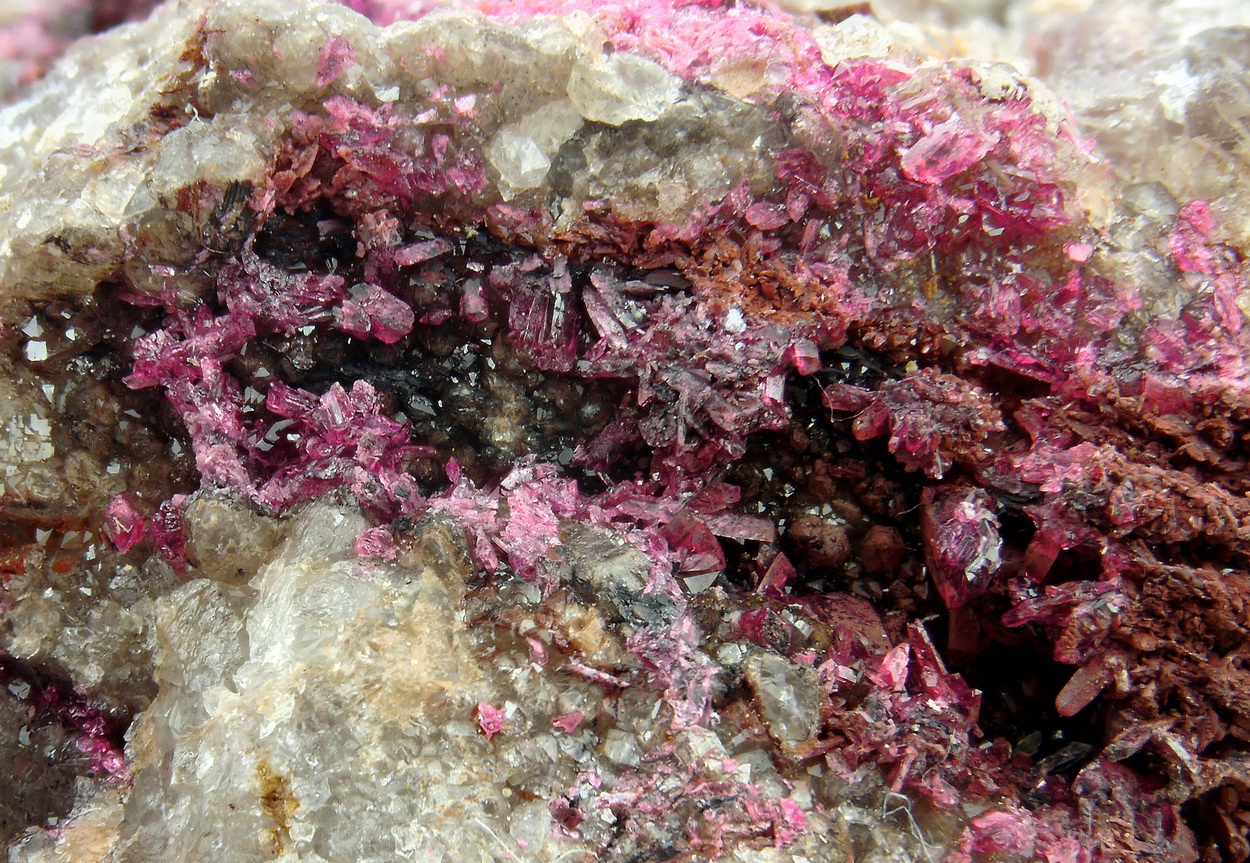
[0,0,1248,861]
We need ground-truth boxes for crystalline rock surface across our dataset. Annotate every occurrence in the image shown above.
[0,0,1249,861]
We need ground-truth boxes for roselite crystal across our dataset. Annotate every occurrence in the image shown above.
[0,0,1248,860]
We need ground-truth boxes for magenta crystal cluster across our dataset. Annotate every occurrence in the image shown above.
[1,0,1249,860]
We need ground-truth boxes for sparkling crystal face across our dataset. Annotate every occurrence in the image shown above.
[1,0,1249,861]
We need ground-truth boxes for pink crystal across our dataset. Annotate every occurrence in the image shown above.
[900,117,1000,185]
[868,643,910,691]
[967,809,1039,856]
[662,512,726,575]
[507,276,581,373]
[756,551,795,599]
[921,486,1001,610]
[149,495,188,572]
[477,702,506,739]
[744,201,788,230]
[552,711,585,733]
[392,238,454,266]
[459,278,489,322]
[355,526,398,561]
[102,494,146,552]
[334,284,415,344]
[1064,241,1094,262]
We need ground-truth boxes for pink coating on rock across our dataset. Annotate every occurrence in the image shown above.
[497,469,567,583]
[1013,441,1099,495]
[1170,200,1218,274]
[354,526,398,561]
[742,796,806,848]
[316,35,357,88]
[744,202,789,231]
[426,462,719,729]
[0,0,161,105]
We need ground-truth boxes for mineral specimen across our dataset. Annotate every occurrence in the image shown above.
[0,0,1248,861]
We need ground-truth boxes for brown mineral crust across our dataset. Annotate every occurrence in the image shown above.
[255,759,299,857]
[859,524,905,576]
[682,234,850,333]
[1101,380,1250,472]
[1006,552,1250,856]
[772,309,1250,811]
[851,310,952,368]
[1195,783,1250,863]
[828,367,1008,480]
[786,512,852,571]
[1094,455,1250,552]
[1102,560,1250,754]
[1010,421,1250,560]
[1038,369,1250,486]
[549,216,710,280]
[553,219,854,336]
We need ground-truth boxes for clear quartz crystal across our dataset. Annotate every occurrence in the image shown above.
[567,54,681,126]
[488,100,583,197]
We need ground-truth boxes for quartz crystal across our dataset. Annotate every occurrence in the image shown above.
[0,0,1248,861]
